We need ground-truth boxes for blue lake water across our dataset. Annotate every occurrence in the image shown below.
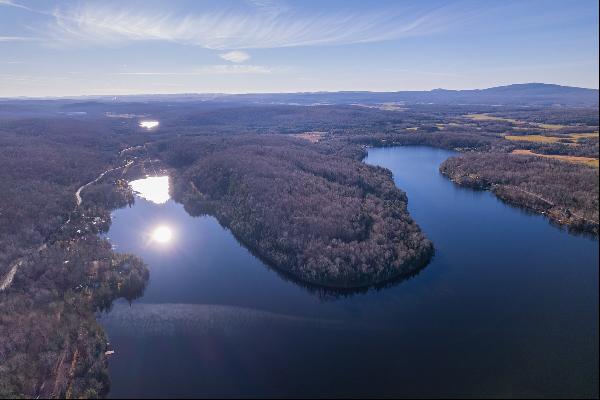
[101,146,598,398]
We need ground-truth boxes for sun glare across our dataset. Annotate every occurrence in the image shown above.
[139,120,159,129]
[129,176,170,204]
[152,226,173,243]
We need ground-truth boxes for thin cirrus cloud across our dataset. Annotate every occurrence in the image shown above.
[219,51,251,63]
[0,36,41,42]
[45,1,465,50]
[0,0,30,11]
[0,0,54,16]
[118,65,272,76]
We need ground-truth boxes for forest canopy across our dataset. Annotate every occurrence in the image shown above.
[159,135,434,288]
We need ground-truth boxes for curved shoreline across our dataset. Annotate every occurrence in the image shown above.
[439,156,599,237]
[174,155,434,291]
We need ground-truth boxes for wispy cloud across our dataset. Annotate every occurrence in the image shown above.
[0,0,31,11]
[117,65,272,76]
[0,0,52,15]
[196,64,270,74]
[45,1,467,50]
[219,50,251,63]
[0,36,41,42]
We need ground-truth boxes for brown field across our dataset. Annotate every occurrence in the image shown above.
[378,103,407,111]
[571,132,600,140]
[512,149,599,168]
[293,131,326,143]
[505,135,566,143]
[505,131,599,144]
[465,113,520,123]
[466,113,588,131]
[537,123,567,130]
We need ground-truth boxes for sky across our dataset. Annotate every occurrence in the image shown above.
[0,0,598,97]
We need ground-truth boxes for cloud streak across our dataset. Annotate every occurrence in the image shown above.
[117,65,272,76]
[219,50,251,63]
[0,0,53,16]
[0,0,31,11]
[46,1,465,50]
[0,36,41,42]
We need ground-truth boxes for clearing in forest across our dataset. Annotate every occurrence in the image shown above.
[511,149,599,168]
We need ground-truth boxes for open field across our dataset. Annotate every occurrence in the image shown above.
[465,113,587,131]
[571,132,600,140]
[505,135,568,144]
[465,113,520,123]
[537,123,567,130]
[512,149,599,168]
[292,131,326,143]
[505,131,599,144]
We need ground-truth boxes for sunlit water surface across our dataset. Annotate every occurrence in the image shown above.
[129,176,170,204]
[139,120,160,129]
[100,147,598,398]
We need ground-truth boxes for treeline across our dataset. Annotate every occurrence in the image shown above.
[440,152,599,235]
[0,236,148,398]
[0,117,136,275]
[0,116,149,398]
[155,135,433,288]
[349,131,507,153]
[494,107,599,126]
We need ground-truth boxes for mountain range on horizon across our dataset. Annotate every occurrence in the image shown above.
[2,83,598,107]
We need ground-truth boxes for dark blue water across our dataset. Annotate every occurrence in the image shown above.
[101,146,598,398]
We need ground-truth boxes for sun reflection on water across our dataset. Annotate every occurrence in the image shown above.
[139,120,159,129]
[130,176,170,204]
[151,225,173,243]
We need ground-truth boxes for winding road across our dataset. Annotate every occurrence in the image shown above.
[0,161,134,292]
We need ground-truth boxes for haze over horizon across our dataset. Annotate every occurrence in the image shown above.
[1,0,599,97]
[1,82,597,101]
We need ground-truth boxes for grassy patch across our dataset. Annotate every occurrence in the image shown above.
[292,131,326,143]
[571,132,599,140]
[537,123,567,130]
[505,135,565,143]
[512,149,599,168]
[465,113,519,123]
[505,131,599,144]
[466,114,590,132]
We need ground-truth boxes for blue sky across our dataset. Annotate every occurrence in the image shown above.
[1,0,598,96]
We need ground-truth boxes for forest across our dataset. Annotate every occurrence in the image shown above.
[158,135,433,288]
[0,96,598,398]
[440,153,599,235]
[0,117,148,398]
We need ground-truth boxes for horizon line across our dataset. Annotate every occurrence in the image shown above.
[1,82,598,101]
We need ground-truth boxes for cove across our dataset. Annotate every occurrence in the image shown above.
[100,146,598,398]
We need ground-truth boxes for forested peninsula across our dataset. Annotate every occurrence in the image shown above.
[158,135,434,288]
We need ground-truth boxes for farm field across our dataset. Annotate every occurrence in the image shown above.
[512,149,599,168]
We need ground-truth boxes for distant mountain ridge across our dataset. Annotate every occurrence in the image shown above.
[215,83,597,107]
[2,83,598,107]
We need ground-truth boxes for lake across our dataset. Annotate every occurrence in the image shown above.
[100,146,599,398]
